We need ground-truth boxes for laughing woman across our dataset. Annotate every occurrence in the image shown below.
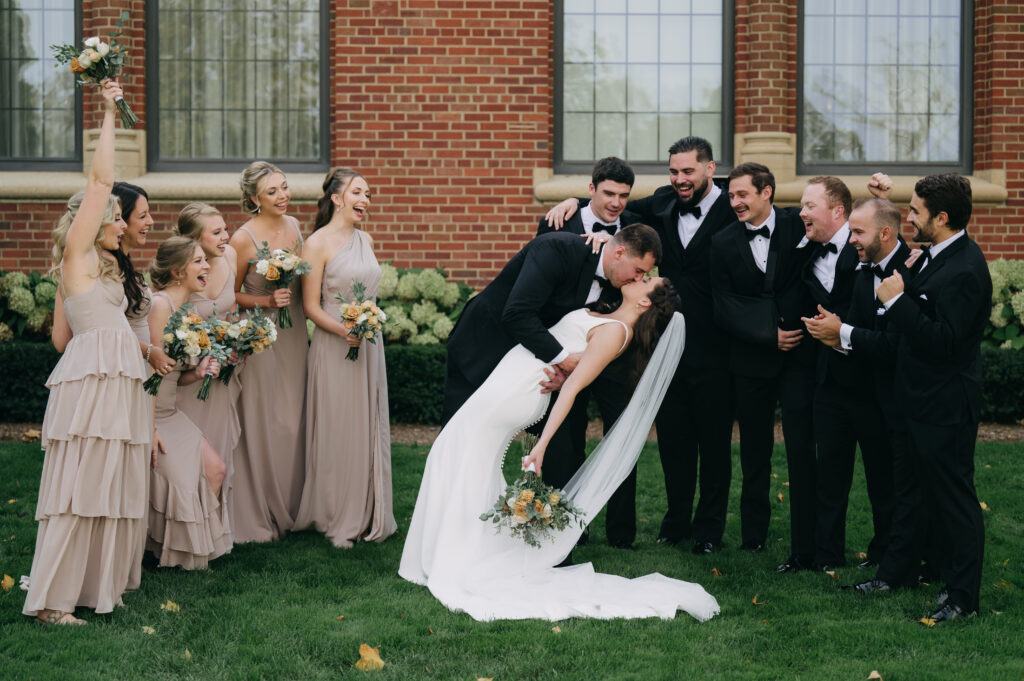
[146,237,231,569]
[23,81,151,625]
[228,162,308,542]
[174,202,242,541]
[293,168,396,548]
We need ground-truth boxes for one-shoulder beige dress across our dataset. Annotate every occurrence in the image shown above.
[176,266,241,541]
[294,229,396,547]
[23,275,151,616]
[146,291,231,569]
[232,222,308,542]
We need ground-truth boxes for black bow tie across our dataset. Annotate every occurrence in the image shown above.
[746,225,770,241]
[817,242,838,258]
[918,245,931,266]
[679,203,702,219]
[869,263,886,278]
[593,222,618,235]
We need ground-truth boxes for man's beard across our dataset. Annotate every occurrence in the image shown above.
[677,176,710,211]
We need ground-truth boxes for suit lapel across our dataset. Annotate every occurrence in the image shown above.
[908,234,965,290]
[684,193,731,255]
[576,250,600,306]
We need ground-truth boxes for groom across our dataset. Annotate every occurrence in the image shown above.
[441,223,662,425]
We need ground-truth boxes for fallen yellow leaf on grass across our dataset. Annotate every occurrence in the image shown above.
[354,644,385,671]
[995,579,1014,590]
[777,493,784,503]
[1,574,14,591]
[856,552,868,560]
[551,626,562,633]
[21,429,40,442]
[712,568,723,576]
[825,570,839,580]
[919,617,936,627]
[1002,558,1010,567]
[160,599,180,612]
[6,499,14,504]
[141,626,155,635]
[761,619,770,624]
[752,595,767,606]
[183,649,192,661]
[337,615,346,621]
[867,671,884,680]
[428,628,434,634]
[477,678,494,681]
[782,482,790,487]
[979,501,990,511]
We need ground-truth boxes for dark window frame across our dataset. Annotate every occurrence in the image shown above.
[0,0,83,171]
[796,0,973,176]
[145,0,330,173]
[553,0,734,176]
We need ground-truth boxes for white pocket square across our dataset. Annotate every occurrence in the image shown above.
[918,293,928,301]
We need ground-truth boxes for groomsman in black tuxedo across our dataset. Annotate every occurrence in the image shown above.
[535,157,644,548]
[710,162,817,572]
[541,138,735,553]
[871,174,990,623]
[805,197,928,593]
[441,224,661,427]
[797,176,895,571]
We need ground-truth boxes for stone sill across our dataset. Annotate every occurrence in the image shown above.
[533,169,1009,207]
[0,171,325,203]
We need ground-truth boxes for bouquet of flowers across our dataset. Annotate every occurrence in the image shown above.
[49,11,138,128]
[336,280,386,361]
[208,306,278,384]
[143,303,227,401]
[479,471,584,548]
[250,241,311,329]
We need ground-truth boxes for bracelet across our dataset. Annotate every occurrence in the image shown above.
[145,344,153,363]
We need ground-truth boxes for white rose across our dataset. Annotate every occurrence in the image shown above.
[97,42,110,57]
[513,514,530,525]
[78,52,93,68]
[255,260,269,275]
[227,324,242,339]
[87,49,99,61]
[185,342,201,357]
[84,36,100,47]
[356,313,368,324]
[268,326,278,342]
[541,504,552,518]
[175,329,189,340]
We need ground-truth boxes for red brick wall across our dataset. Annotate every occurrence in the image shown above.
[733,0,798,133]
[82,0,147,129]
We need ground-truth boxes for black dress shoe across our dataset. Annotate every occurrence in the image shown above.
[926,603,976,623]
[691,541,718,555]
[848,579,892,594]
[656,535,681,546]
[857,559,878,569]
[740,541,765,553]
[934,589,949,606]
[776,557,808,573]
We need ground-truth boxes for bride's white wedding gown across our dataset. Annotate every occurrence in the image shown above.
[399,309,719,622]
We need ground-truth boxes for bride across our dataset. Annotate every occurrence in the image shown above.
[399,276,719,622]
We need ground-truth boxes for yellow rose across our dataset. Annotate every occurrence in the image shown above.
[534,499,543,514]
[265,264,281,281]
[548,493,560,506]
[518,489,535,504]
[163,332,174,343]
[344,320,356,330]
[513,500,528,517]
[196,329,211,349]
[344,306,361,320]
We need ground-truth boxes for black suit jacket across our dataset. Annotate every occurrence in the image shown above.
[445,231,621,390]
[886,234,992,425]
[576,183,733,369]
[711,206,816,378]
[804,237,863,386]
[845,240,911,428]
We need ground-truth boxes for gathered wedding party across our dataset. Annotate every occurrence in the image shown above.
[1,2,1022,680]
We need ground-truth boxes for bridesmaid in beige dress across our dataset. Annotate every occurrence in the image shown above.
[175,202,242,541]
[294,168,396,547]
[146,237,231,569]
[229,162,308,542]
[24,81,150,625]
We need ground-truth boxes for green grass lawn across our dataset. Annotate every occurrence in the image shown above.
[1,438,1022,681]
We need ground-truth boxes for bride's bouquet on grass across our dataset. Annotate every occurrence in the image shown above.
[49,11,139,128]
[336,280,386,361]
[208,306,277,384]
[251,241,311,329]
[480,470,584,548]
[144,304,227,401]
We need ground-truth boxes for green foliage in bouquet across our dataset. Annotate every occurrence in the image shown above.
[0,271,58,343]
[480,471,585,549]
[377,264,474,345]
[984,258,1024,350]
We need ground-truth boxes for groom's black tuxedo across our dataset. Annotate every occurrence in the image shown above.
[441,231,621,425]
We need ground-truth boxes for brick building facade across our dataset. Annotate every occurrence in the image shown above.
[1,0,1021,286]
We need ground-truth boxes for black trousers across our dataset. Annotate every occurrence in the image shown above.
[543,372,633,544]
[654,365,734,544]
[734,365,816,559]
[905,416,984,612]
[812,380,894,566]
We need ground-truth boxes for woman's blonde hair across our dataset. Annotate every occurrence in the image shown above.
[240,161,284,215]
[177,202,222,240]
[50,190,122,283]
[150,236,200,291]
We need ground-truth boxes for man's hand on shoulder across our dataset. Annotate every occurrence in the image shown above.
[544,198,580,230]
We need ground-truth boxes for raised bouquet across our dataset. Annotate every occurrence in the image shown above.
[251,241,311,329]
[336,280,386,361]
[480,471,584,548]
[208,306,277,384]
[50,11,138,128]
[143,303,227,401]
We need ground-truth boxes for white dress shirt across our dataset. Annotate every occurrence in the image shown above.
[803,222,850,294]
[746,209,776,273]
[839,243,902,351]
[580,205,620,236]
[677,183,721,249]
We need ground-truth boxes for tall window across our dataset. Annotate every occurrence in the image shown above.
[147,0,327,171]
[799,0,971,173]
[0,0,80,169]
[555,0,731,174]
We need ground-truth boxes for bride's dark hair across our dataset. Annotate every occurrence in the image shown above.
[627,278,682,389]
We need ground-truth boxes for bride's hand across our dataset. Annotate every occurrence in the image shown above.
[582,232,611,253]
[522,445,545,477]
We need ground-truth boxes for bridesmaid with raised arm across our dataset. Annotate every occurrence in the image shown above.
[229,162,308,542]
[24,81,151,625]
[174,202,242,541]
[146,237,231,569]
[294,168,396,548]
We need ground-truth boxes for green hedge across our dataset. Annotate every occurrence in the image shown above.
[4,341,1023,425]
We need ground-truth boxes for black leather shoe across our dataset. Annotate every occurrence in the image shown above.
[848,579,892,594]
[691,541,718,555]
[609,539,634,550]
[656,535,681,546]
[857,559,878,569]
[776,557,808,573]
[927,603,976,623]
[934,589,950,606]
[740,541,765,553]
